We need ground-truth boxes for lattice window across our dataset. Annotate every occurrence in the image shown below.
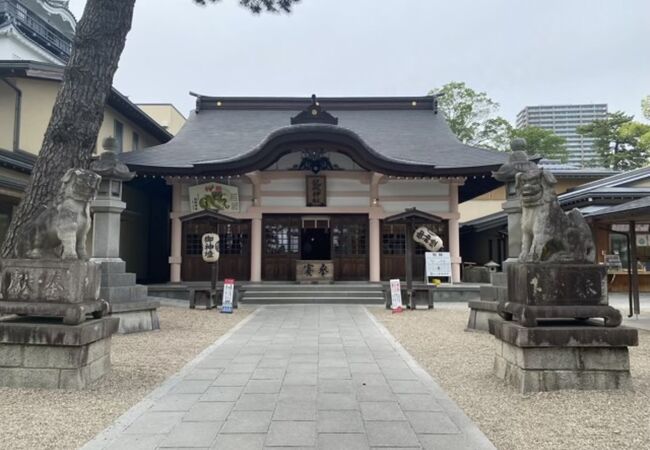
[333,223,367,256]
[264,224,300,254]
[185,234,202,256]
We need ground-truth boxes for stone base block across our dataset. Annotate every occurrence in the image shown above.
[490,319,637,393]
[0,316,118,389]
[466,300,500,332]
[111,303,160,334]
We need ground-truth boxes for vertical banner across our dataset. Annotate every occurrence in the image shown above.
[221,278,235,313]
[389,279,403,310]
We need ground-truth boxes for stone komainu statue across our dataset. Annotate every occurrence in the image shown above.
[517,168,595,263]
[15,168,101,260]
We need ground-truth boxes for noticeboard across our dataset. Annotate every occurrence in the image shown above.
[425,252,451,284]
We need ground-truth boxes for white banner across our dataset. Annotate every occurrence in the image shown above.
[189,183,240,212]
[389,279,403,310]
[221,278,235,314]
[425,252,452,282]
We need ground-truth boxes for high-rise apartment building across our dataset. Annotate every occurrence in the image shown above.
[516,104,608,167]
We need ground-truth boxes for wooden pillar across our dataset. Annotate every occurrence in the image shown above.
[405,221,414,308]
[630,220,640,315]
[369,217,381,282]
[250,216,262,282]
[448,181,461,283]
[169,182,182,283]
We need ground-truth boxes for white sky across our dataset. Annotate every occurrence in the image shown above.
[68,0,650,122]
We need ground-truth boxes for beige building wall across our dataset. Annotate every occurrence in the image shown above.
[459,178,600,223]
[0,77,164,155]
[0,81,16,150]
[137,104,186,135]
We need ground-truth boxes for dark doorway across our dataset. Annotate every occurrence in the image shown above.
[301,228,331,260]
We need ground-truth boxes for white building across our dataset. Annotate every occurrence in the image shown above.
[516,104,608,167]
[0,0,75,64]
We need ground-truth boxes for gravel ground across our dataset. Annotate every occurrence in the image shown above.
[373,307,650,450]
[0,306,252,450]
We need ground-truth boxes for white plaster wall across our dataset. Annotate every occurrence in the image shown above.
[262,196,305,207]
[327,196,369,207]
[263,178,305,192]
[379,180,448,196]
[381,201,450,213]
[327,178,368,193]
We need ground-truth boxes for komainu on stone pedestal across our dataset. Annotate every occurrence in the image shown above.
[497,166,618,326]
[490,163,638,392]
[0,168,108,324]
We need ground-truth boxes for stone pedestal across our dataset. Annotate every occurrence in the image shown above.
[489,319,638,393]
[498,263,621,327]
[0,316,119,389]
[90,151,159,334]
[0,259,108,325]
[94,259,160,334]
[466,272,508,332]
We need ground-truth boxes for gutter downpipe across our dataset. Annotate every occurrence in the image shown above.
[2,77,21,151]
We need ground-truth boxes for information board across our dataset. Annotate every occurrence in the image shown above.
[221,278,235,314]
[425,252,452,284]
[389,279,403,310]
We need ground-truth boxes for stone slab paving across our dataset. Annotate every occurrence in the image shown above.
[83,305,494,450]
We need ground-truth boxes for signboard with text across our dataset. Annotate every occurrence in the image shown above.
[425,252,451,284]
[221,278,235,313]
[389,279,403,310]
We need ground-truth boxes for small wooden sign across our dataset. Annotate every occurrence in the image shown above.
[306,175,326,207]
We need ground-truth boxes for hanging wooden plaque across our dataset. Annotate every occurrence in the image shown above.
[306,175,326,207]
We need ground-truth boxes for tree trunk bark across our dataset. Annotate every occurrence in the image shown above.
[1,0,136,257]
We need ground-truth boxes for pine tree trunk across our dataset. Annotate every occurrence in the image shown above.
[0,0,136,257]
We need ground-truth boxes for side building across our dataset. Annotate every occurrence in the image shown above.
[0,60,173,262]
[516,104,608,167]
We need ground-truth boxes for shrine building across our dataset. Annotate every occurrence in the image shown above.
[118,94,507,285]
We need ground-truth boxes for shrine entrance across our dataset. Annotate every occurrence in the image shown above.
[262,214,368,281]
[181,211,251,282]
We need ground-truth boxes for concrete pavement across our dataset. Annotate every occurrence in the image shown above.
[83,305,493,450]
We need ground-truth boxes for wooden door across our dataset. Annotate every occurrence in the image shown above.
[380,221,449,281]
[262,215,301,281]
[182,219,251,282]
[331,215,369,281]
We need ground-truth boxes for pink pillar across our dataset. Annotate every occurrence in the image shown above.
[169,183,182,283]
[449,181,461,283]
[250,216,262,282]
[369,217,380,282]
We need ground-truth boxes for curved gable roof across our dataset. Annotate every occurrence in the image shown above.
[119,95,508,177]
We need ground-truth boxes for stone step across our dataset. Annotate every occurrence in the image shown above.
[244,290,383,297]
[100,284,148,303]
[240,296,385,305]
[100,272,136,287]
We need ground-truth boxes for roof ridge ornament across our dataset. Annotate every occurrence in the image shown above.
[290,94,339,125]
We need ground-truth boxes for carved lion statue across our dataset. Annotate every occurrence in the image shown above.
[517,168,595,263]
[16,168,101,260]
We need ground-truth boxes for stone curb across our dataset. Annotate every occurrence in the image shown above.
[364,307,496,450]
[80,307,261,450]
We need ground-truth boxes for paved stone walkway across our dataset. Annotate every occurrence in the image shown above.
[84,305,493,450]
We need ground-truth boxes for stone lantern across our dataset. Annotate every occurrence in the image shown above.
[90,140,160,334]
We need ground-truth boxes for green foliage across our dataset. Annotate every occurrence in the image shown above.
[577,111,650,170]
[510,126,568,162]
[430,82,512,151]
[193,0,299,13]
[642,95,650,121]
